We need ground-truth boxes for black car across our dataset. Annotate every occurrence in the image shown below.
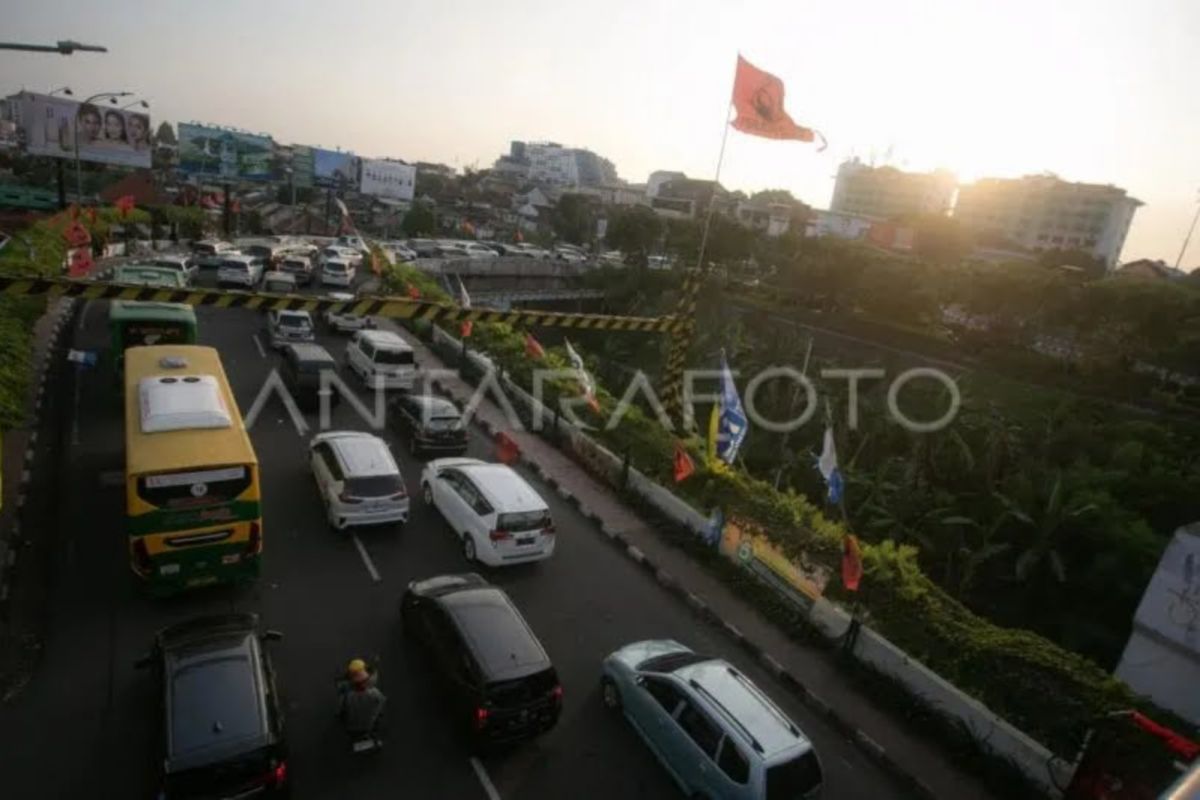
[400,574,562,748]
[136,614,289,799]
[390,394,468,457]
[281,343,340,412]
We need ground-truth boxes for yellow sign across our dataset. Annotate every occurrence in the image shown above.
[719,517,829,601]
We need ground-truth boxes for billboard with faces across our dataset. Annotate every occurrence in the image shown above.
[9,91,152,168]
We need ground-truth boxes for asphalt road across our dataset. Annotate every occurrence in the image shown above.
[0,266,911,799]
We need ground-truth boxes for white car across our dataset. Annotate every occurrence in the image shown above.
[310,432,409,531]
[321,246,363,269]
[345,329,416,390]
[321,259,355,288]
[335,235,370,256]
[191,240,235,268]
[147,254,198,284]
[420,457,555,567]
[266,309,315,348]
[217,255,265,287]
[554,247,586,263]
[324,292,375,333]
[462,242,498,260]
[389,244,418,262]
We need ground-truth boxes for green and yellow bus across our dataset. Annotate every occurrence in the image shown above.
[124,345,262,593]
[109,301,198,374]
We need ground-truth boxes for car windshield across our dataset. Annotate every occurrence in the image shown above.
[374,348,413,365]
[278,314,310,329]
[765,752,823,799]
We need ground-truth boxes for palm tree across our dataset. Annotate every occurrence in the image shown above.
[998,472,1097,583]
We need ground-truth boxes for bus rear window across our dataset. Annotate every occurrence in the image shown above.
[137,466,253,508]
[122,322,189,346]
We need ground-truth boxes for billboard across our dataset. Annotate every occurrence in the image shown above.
[313,148,359,187]
[9,91,152,168]
[359,159,416,201]
[290,146,314,189]
[177,123,273,180]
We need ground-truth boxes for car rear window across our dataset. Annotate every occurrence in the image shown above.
[165,746,271,795]
[766,751,823,799]
[345,473,405,498]
[170,656,263,756]
[486,667,557,709]
[374,348,413,365]
[425,416,462,431]
[497,509,551,532]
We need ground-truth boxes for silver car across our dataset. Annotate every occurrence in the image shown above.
[266,309,314,349]
[601,640,823,800]
[323,292,375,333]
[309,432,409,530]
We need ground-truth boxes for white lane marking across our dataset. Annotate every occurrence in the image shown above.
[252,333,267,358]
[469,757,501,800]
[352,534,381,582]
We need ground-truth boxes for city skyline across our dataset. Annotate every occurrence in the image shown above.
[5,0,1199,267]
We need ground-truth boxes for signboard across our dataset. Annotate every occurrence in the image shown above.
[313,148,359,188]
[9,91,152,168]
[359,159,415,201]
[290,145,314,189]
[719,517,830,603]
[177,123,273,180]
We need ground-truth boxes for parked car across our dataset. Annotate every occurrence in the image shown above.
[262,270,297,294]
[438,241,470,258]
[345,329,416,391]
[320,246,363,269]
[599,250,626,266]
[409,238,442,258]
[390,394,467,457]
[400,573,562,748]
[309,431,409,530]
[266,309,314,349]
[148,254,199,284]
[134,614,289,799]
[191,240,235,268]
[217,254,265,288]
[278,254,314,286]
[324,292,376,334]
[321,259,355,288]
[554,247,586,263]
[281,343,339,411]
[462,242,498,260]
[420,457,555,566]
[514,243,551,260]
[388,244,418,262]
[335,234,370,256]
[600,640,823,800]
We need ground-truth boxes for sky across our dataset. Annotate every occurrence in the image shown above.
[5,0,1199,266]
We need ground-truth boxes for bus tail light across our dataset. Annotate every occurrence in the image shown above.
[132,539,152,574]
[246,522,262,556]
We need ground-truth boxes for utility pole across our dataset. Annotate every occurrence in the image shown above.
[1175,190,1200,270]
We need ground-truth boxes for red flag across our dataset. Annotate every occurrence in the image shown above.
[585,393,601,414]
[731,56,824,147]
[1129,711,1200,760]
[63,220,91,249]
[407,285,421,300]
[673,443,695,483]
[67,248,94,278]
[460,320,473,338]
[85,207,97,225]
[114,195,135,218]
[369,250,381,276]
[841,534,863,592]
[524,333,545,359]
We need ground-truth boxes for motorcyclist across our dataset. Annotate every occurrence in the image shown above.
[337,658,386,736]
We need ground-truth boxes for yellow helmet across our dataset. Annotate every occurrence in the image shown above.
[347,658,367,675]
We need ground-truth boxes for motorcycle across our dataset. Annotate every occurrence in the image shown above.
[336,660,386,754]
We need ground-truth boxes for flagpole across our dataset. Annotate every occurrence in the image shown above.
[693,102,735,273]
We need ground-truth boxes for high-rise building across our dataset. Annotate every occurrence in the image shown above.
[493,141,617,188]
[830,160,956,220]
[954,174,1142,268]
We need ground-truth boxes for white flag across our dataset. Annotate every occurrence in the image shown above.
[457,275,471,309]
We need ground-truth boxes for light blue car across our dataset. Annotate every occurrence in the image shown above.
[601,640,823,800]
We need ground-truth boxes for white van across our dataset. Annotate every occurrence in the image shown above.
[345,329,416,391]
[321,258,355,288]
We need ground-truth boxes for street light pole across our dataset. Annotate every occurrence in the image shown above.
[1175,190,1200,270]
[73,91,131,204]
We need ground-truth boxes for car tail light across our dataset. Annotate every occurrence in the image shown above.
[473,706,489,730]
[338,492,363,504]
[267,759,287,786]
[133,539,152,574]
[542,524,556,537]
[551,684,564,705]
[246,522,262,555]
[489,530,511,542]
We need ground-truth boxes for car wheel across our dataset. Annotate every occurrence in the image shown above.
[600,676,622,711]
[421,483,432,505]
[462,534,476,563]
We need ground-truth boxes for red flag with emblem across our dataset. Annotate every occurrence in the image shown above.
[63,220,91,249]
[841,534,863,591]
[524,333,545,360]
[85,207,97,225]
[114,195,135,218]
[731,56,825,148]
[673,442,696,483]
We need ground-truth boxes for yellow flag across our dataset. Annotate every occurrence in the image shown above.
[707,405,727,473]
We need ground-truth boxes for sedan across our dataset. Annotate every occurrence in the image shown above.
[324,292,376,334]
[389,394,467,457]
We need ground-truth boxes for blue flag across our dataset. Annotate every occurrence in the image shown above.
[714,352,748,467]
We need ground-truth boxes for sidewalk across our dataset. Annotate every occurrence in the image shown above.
[385,320,1000,800]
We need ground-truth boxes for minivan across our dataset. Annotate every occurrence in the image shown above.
[309,431,409,530]
[321,258,355,288]
[278,254,314,286]
[345,329,415,391]
[217,255,265,288]
[400,573,562,748]
[281,343,339,412]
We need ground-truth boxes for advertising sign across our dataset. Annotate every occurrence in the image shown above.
[177,123,273,180]
[290,146,314,189]
[10,92,152,168]
[359,159,416,201]
[313,148,359,187]
[719,517,830,603]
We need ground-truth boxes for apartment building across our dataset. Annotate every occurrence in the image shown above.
[830,159,956,220]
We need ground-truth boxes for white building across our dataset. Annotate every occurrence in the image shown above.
[830,160,957,220]
[1116,523,1200,726]
[493,141,618,188]
[954,174,1142,269]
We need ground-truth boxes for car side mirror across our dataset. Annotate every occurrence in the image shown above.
[134,653,153,669]
[633,675,646,687]
[262,630,284,642]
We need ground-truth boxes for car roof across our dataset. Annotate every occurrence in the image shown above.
[458,463,546,513]
[221,254,257,265]
[674,658,810,759]
[403,394,460,417]
[439,586,550,681]
[274,308,310,318]
[356,329,408,348]
[285,343,333,363]
[317,432,398,477]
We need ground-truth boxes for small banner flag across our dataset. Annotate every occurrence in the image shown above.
[514,228,524,243]
[816,425,844,505]
[67,248,94,278]
[731,55,826,149]
[1128,711,1200,760]
[564,338,601,412]
[85,207,97,225]
[709,351,748,469]
[114,195,135,218]
[457,275,473,338]
[524,332,546,360]
[673,442,696,483]
[842,534,863,592]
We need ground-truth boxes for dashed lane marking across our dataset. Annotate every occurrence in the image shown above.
[352,534,381,582]
[252,333,267,358]
[469,757,501,800]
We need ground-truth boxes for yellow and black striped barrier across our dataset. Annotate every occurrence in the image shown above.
[0,274,688,334]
